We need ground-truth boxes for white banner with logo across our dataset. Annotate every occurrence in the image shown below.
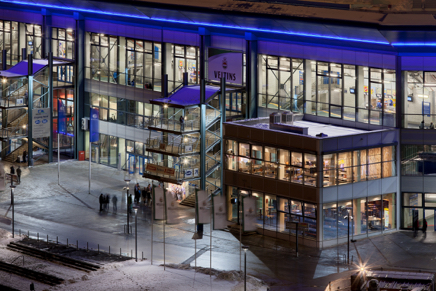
[153,187,165,220]
[208,48,243,85]
[196,190,211,224]
[213,194,227,230]
[32,108,50,138]
[243,196,257,232]
[165,191,179,224]
[185,169,193,178]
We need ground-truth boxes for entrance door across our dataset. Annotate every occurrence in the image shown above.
[424,209,436,231]
[127,153,135,174]
[91,144,99,163]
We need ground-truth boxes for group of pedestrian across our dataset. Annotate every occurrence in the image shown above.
[99,193,116,212]
[10,165,22,184]
[414,218,428,238]
[133,183,152,206]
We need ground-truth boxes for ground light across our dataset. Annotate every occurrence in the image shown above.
[133,206,139,262]
[242,245,249,291]
[124,178,131,234]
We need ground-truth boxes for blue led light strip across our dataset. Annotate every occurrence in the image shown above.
[0,0,391,45]
[392,43,436,46]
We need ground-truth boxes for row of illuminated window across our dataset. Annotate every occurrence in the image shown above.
[85,92,161,129]
[52,28,74,59]
[323,193,396,241]
[226,187,317,239]
[258,55,396,127]
[225,140,317,187]
[401,145,436,176]
[323,146,396,187]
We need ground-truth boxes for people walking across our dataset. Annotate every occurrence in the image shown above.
[179,115,185,131]
[128,194,133,213]
[134,183,140,204]
[99,194,104,212]
[105,194,110,211]
[10,165,15,175]
[23,150,27,163]
[146,184,152,206]
[16,166,21,183]
[112,195,118,211]
[423,218,428,238]
[142,186,147,204]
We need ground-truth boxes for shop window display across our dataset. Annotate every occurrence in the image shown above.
[401,145,436,176]
[252,192,264,229]
[353,198,367,235]
[337,201,352,238]
[382,193,396,231]
[304,153,317,186]
[264,194,277,231]
[367,195,382,233]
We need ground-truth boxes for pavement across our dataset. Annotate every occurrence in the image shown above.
[0,160,436,290]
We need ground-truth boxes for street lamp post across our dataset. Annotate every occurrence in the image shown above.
[242,245,249,291]
[10,185,16,238]
[133,206,139,262]
[125,178,131,234]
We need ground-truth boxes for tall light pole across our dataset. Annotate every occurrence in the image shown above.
[10,185,16,238]
[125,178,131,234]
[133,206,139,262]
[242,245,249,291]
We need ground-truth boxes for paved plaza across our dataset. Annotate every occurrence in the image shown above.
[0,160,435,290]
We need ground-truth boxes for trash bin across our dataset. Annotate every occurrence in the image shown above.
[79,151,85,161]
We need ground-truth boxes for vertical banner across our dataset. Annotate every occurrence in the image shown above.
[243,196,257,232]
[90,107,99,142]
[58,99,66,134]
[153,187,165,220]
[213,194,227,230]
[196,190,211,224]
[165,191,179,224]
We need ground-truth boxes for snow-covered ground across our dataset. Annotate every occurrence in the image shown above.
[0,229,269,291]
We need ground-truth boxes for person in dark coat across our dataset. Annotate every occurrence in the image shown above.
[99,194,104,212]
[112,195,118,211]
[142,187,147,204]
[22,150,27,163]
[10,165,15,175]
[16,166,21,183]
[423,218,428,238]
[134,183,140,204]
[128,194,133,213]
[146,184,152,206]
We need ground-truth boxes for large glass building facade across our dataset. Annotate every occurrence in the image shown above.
[3,0,436,247]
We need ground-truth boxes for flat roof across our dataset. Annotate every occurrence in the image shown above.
[230,118,374,138]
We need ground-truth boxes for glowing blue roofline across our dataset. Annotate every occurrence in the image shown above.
[0,0,391,45]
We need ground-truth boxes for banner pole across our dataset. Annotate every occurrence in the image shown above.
[240,195,242,273]
[195,189,198,271]
[151,186,154,265]
[57,133,60,185]
[210,196,212,277]
[89,140,91,194]
[164,189,166,271]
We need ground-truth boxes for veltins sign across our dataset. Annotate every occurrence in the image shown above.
[196,190,211,224]
[208,48,242,85]
[32,108,50,138]
[165,191,179,224]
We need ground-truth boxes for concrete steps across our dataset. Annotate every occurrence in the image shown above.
[180,193,196,208]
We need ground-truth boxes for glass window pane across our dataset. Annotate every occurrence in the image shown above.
[323,202,337,240]
[304,203,317,218]
[382,193,396,231]
[353,198,367,235]
[323,154,336,187]
[338,201,352,238]
[265,194,277,231]
[304,153,317,186]
[367,195,382,233]
[239,143,250,157]
[238,157,251,174]
[404,193,422,207]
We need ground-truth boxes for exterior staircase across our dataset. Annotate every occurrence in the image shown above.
[8,112,28,128]
[3,140,43,163]
[180,193,196,207]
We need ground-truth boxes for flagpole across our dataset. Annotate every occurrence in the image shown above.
[57,133,60,185]
[89,140,91,194]
[164,188,166,271]
[210,194,212,277]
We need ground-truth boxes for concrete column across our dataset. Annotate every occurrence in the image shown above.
[19,23,26,62]
[303,59,313,114]
[28,54,33,167]
[118,36,126,84]
[48,52,53,162]
[245,33,258,119]
[74,12,85,158]
[356,66,365,123]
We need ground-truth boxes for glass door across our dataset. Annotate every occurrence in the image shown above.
[128,153,135,174]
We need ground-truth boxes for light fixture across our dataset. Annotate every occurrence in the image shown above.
[66,28,73,32]
[22,125,26,129]
[163,104,168,108]
[184,138,188,142]
[2,78,6,83]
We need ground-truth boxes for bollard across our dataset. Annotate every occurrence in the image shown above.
[131,250,132,258]
[19,229,21,237]
[120,248,121,258]
[67,238,68,247]
[142,252,143,261]
[28,230,29,238]
[47,235,49,246]
[77,240,78,250]
[98,244,99,254]
[37,233,39,242]
[57,236,58,244]
[87,242,88,252]
[109,246,110,255]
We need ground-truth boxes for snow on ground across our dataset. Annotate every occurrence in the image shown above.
[0,229,269,291]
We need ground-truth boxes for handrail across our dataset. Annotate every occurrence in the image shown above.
[10,255,24,267]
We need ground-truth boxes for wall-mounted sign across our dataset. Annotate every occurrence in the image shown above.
[185,169,193,178]
[153,187,165,220]
[208,48,242,85]
[194,168,199,177]
[196,190,210,224]
[185,145,193,152]
[145,164,175,177]
[213,194,227,230]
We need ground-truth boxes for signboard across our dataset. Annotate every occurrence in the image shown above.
[213,194,227,230]
[185,145,192,152]
[153,187,165,220]
[165,191,179,224]
[145,164,175,177]
[185,169,193,178]
[423,101,431,117]
[16,98,23,105]
[243,196,257,232]
[196,190,211,224]
[208,48,242,85]
[194,168,199,177]
[32,108,50,138]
